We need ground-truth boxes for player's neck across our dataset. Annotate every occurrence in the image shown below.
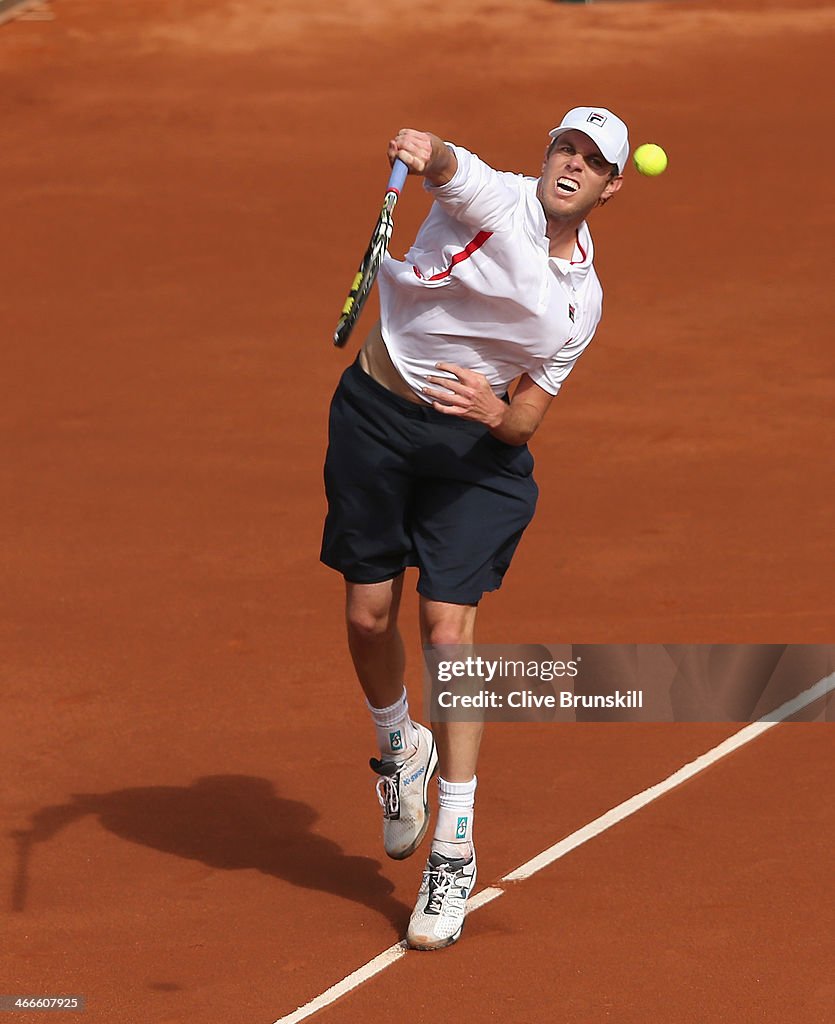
[546,219,582,260]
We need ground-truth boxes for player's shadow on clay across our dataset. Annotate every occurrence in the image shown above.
[9,775,410,931]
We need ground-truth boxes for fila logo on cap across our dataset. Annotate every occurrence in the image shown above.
[549,106,630,174]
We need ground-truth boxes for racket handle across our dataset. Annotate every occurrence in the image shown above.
[387,158,409,194]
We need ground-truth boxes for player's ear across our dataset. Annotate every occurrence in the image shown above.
[599,174,623,205]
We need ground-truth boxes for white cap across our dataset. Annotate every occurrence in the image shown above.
[548,107,630,173]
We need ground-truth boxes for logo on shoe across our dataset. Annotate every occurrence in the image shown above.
[403,765,425,786]
[456,816,468,840]
[389,729,403,752]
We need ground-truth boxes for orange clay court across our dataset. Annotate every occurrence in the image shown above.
[1,1,833,1022]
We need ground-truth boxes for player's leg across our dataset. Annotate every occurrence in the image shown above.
[420,598,482,790]
[407,598,480,951]
[345,575,406,711]
[345,575,439,861]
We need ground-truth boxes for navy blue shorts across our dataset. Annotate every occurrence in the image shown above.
[320,360,539,605]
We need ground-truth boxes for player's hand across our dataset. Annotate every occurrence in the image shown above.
[423,363,507,429]
[388,129,433,173]
[388,130,457,185]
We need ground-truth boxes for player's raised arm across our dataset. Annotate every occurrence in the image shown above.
[387,129,458,186]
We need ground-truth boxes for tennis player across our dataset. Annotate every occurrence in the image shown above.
[321,107,628,949]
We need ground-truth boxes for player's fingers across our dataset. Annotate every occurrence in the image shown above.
[434,361,464,377]
[434,362,485,390]
[425,374,466,393]
[430,401,467,417]
[423,385,468,407]
[393,147,426,174]
[425,381,478,408]
[390,130,432,174]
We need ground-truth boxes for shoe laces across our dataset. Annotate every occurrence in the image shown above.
[375,773,400,818]
[424,860,466,914]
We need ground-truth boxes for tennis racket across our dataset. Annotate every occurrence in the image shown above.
[333,158,409,348]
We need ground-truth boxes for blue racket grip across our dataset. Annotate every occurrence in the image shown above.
[387,158,409,194]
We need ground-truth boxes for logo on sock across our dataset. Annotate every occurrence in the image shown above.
[389,729,403,752]
[456,816,468,840]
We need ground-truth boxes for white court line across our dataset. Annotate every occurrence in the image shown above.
[274,943,407,1024]
[273,673,834,1024]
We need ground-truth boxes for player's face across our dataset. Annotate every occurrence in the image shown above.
[537,130,623,220]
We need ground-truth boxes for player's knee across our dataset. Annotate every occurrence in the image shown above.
[345,603,395,644]
[422,620,470,647]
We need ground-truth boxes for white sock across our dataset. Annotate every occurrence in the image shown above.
[432,775,476,859]
[367,687,419,760]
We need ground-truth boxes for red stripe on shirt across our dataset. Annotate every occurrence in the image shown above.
[413,230,493,281]
[571,230,587,266]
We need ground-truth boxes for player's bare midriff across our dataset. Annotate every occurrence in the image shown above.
[358,321,424,404]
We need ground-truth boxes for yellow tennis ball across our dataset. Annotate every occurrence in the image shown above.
[633,143,668,176]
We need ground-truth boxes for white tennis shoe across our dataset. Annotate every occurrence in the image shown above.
[370,722,438,860]
[406,847,478,950]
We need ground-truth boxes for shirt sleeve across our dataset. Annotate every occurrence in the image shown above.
[529,262,608,400]
[423,144,524,233]
[526,328,597,396]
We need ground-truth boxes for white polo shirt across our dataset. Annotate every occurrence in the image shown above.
[377,144,604,400]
